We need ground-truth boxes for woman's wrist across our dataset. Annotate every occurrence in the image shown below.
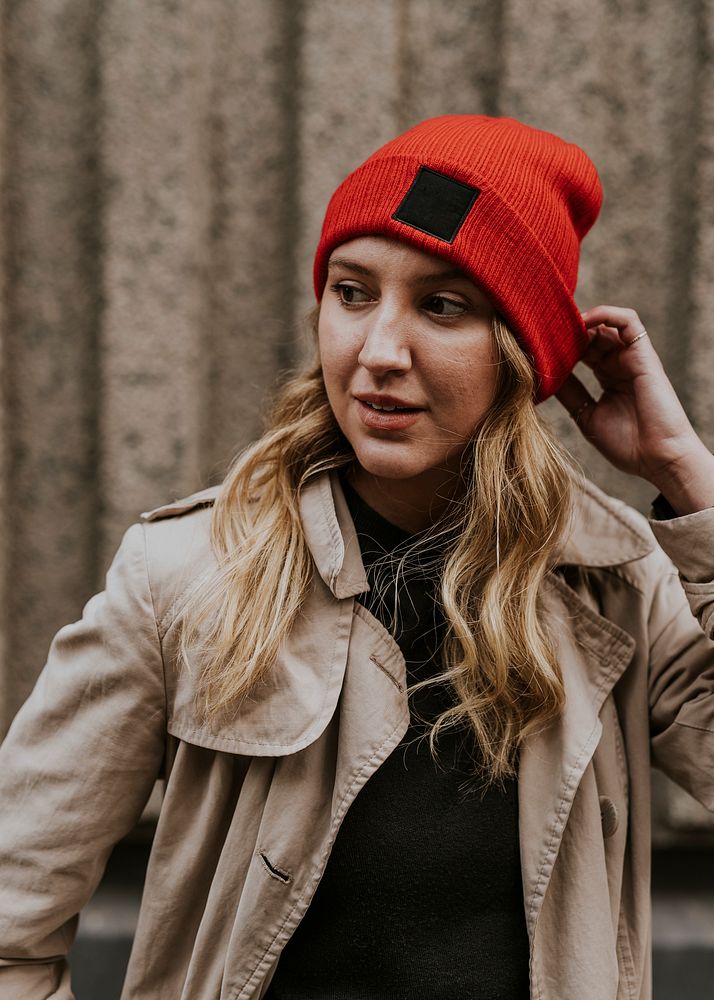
[648,442,714,516]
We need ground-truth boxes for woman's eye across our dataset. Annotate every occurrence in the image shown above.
[328,283,466,316]
[330,282,371,306]
[424,295,467,317]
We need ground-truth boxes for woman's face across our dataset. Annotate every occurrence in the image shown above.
[318,235,499,527]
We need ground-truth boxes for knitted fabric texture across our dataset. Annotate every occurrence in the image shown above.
[312,114,603,402]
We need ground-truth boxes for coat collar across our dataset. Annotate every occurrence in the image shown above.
[144,470,655,586]
[166,471,648,770]
[298,472,369,599]
[300,470,656,592]
[556,475,655,566]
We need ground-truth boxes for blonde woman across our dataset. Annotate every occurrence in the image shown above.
[1,115,714,1000]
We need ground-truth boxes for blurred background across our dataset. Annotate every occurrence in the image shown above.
[1,0,714,996]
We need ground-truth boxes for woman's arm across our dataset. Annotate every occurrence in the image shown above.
[0,523,167,999]
[557,306,714,805]
[641,507,714,805]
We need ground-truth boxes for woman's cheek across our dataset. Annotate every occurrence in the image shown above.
[321,333,354,384]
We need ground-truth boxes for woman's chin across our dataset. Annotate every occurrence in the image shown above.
[350,447,437,483]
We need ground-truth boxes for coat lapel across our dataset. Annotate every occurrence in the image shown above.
[518,572,636,940]
[168,472,369,756]
[517,472,652,957]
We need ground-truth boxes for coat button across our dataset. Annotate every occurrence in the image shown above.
[599,795,619,838]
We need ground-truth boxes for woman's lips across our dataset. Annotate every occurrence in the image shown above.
[356,398,423,430]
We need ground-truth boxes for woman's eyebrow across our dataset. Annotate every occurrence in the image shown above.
[327,257,470,286]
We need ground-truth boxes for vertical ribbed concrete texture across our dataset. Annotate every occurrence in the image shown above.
[1,0,712,841]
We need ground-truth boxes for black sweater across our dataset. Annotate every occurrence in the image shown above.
[265,479,530,999]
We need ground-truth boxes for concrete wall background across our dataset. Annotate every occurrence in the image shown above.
[1,0,713,839]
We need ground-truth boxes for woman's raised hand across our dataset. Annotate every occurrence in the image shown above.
[555,305,714,515]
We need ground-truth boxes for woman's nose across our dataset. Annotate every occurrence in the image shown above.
[357,309,412,375]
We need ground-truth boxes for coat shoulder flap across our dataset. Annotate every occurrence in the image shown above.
[140,484,220,521]
[138,486,221,637]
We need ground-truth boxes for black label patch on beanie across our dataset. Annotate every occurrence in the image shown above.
[392,166,480,243]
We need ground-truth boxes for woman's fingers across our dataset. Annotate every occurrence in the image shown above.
[581,306,649,348]
[581,305,647,362]
[578,306,659,383]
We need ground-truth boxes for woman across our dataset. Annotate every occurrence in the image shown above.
[0,115,713,1000]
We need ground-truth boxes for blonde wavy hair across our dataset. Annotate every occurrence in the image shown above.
[180,305,582,785]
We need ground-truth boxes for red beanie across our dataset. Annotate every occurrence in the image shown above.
[312,115,603,402]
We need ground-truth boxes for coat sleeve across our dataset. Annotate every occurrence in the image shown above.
[0,522,167,999]
[646,505,714,808]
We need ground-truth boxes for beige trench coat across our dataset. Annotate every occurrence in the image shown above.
[0,470,713,1000]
